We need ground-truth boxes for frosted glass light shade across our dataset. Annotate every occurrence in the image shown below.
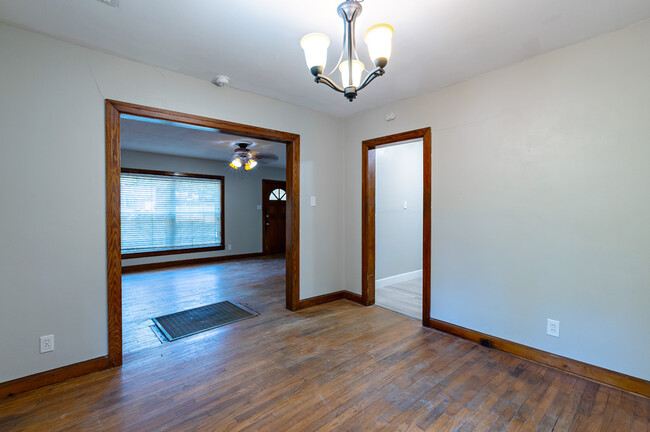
[230,157,242,169]
[339,60,365,88]
[300,33,330,74]
[245,159,258,171]
[364,24,394,68]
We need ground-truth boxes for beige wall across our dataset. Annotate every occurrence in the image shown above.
[344,19,650,380]
[0,22,345,382]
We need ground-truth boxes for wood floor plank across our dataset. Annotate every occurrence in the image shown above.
[0,257,646,431]
[376,276,423,320]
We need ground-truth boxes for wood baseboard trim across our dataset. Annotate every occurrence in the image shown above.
[342,291,363,304]
[427,317,650,398]
[122,252,265,273]
[298,290,364,309]
[0,356,111,399]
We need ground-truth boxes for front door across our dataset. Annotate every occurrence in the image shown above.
[263,180,287,254]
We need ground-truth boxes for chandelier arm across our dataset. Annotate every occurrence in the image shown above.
[347,17,353,88]
[315,74,346,93]
[350,8,361,64]
[356,67,385,92]
[326,19,348,76]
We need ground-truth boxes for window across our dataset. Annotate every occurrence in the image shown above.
[269,188,286,201]
[121,169,224,257]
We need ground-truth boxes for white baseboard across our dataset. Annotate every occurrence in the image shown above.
[375,269,423,288]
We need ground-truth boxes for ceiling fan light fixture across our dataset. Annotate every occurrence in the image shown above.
[228,143,261,171]
[230,157,242,169]
[244,159,257,171]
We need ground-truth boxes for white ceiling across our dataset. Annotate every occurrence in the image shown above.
[121,115,287,168]
[1,0,649,117]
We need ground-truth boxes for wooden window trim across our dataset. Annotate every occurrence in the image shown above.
[121,167,224,181]
[120,168,226,258]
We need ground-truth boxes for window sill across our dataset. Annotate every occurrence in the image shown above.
[121,245,225,259]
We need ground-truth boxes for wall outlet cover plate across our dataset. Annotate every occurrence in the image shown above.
[40,335,54,353]
[547,319,560,337]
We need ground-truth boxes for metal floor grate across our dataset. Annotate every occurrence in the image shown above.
[152,301,258,341]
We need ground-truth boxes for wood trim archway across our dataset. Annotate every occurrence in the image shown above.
[361,128,432,327]
[105,100,301,368]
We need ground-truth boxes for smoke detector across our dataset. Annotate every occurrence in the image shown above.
[212,75,231,88]
[97,0,119,7]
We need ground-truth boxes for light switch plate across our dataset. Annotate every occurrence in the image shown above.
[310,196,316,207]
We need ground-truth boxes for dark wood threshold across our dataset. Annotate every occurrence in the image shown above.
[0,356,111,399]
[122,252,265,273]
[298,290,363,309]
[427,317,650,399]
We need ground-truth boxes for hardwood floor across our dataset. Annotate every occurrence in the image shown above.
[0,257,648,431]
[376,276,423,320]
[122,255,283,353]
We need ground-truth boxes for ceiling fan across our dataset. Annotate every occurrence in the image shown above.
[228,142,278,170]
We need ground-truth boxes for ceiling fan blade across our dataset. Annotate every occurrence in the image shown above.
[252,152,279,161]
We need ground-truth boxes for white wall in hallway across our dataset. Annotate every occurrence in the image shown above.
[375,141,423,280]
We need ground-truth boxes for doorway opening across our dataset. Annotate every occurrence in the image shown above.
[361,128,432,327]
[105,100,300,367]
[374,140,424,319]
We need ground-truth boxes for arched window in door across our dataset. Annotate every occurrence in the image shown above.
[269,188,286,201]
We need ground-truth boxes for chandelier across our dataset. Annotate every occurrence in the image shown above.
[300,0,393,102]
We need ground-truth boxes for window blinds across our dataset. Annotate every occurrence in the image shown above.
[121,172,222,253]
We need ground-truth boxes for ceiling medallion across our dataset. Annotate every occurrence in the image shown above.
[300,0,394,102]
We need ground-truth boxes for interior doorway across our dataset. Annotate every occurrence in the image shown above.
[105,100,301,368]
[361,128,432,327]
[263,180,287,254]
[374,140,424,319]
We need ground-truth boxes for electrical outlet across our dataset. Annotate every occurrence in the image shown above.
[403,200,408,209]
[40,335,54,353]
[310,196,317,207]
[227,244,232,251]
[546,319,560,338]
